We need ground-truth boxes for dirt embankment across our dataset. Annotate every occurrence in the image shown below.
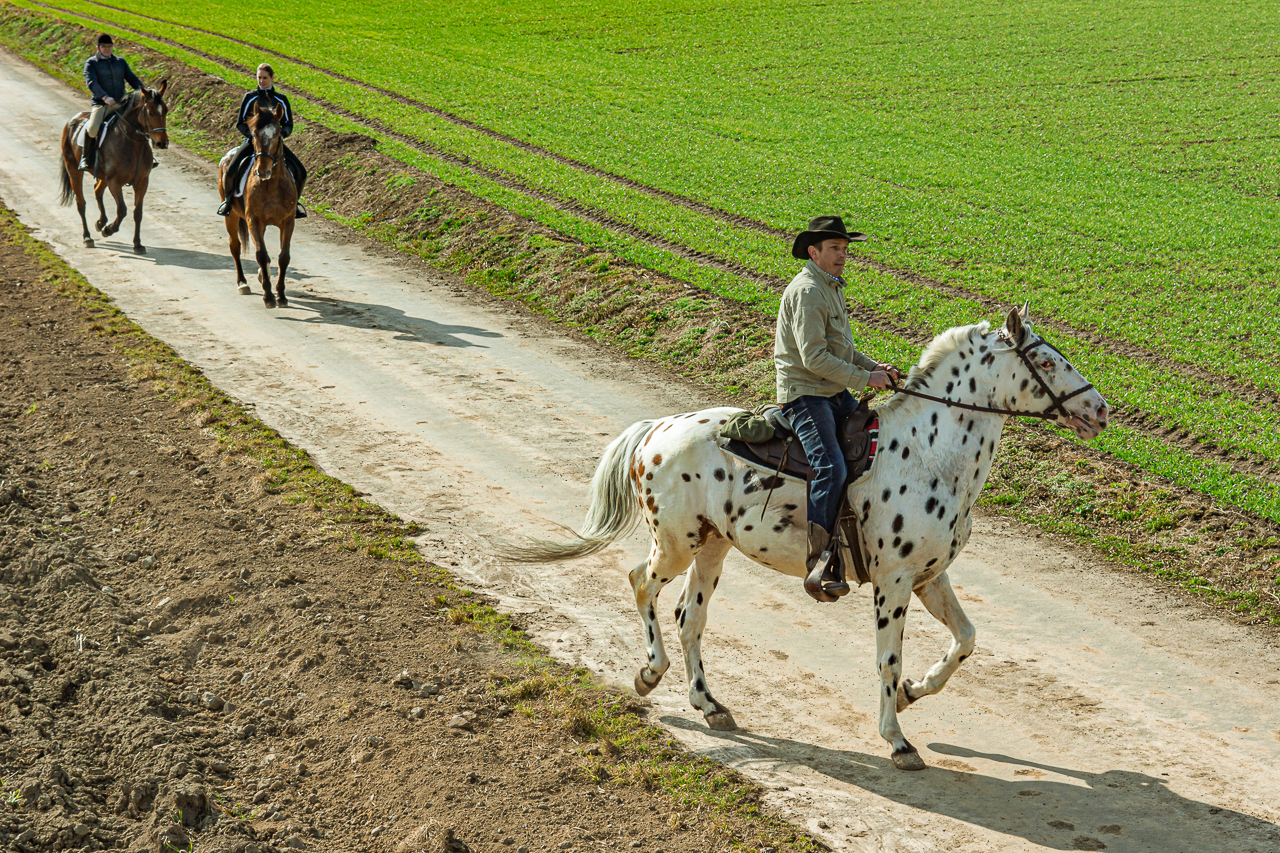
[0,208,814,853]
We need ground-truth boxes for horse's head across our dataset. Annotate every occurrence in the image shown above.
[996,303,1109,439]
[247,95,283,181]
[138,79,169,149]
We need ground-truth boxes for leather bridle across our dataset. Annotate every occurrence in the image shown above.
[888,331,1096,422]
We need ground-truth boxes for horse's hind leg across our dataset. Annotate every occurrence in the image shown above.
[629,541,692,697]
[67,162,92,247]
[873,573,926,770]
[130,176,148,254]
[275,217,294,307]
[674,536,736,730]
[897,571,975,713]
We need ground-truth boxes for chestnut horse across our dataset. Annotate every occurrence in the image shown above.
[218,93,297,308]
[58,83,170,253]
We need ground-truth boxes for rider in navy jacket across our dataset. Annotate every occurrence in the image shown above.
[217,64,308,218]
[80,33,145,172]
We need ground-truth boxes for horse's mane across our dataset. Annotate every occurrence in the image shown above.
[874,321,993,415]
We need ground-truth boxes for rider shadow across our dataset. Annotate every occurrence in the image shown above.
[274,292,502,348]
[662,718,1280,851]
[111,246,318,279]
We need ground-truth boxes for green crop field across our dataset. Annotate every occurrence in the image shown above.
[8,0,1280,529]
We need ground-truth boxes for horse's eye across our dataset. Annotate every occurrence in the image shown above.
[1040,359,1054,370]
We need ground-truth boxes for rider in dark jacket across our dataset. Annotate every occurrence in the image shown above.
[81,33,144,172]
[217,63,308,218]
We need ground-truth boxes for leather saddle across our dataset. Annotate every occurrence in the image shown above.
[721,404,879,486]
[719,402,881,589]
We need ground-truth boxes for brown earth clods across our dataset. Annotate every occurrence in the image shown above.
[0,221,795,853]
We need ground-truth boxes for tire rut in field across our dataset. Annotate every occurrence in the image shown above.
[63,2,1280,421]
[23,1,1280,487]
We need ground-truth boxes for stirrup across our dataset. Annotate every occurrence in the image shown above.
[295,203,307,219]
[804,549,850,602]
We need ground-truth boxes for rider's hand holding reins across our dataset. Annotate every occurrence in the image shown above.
[868,369,895,391]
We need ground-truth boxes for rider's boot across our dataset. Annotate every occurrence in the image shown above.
[79,135,98,174]
[295,202,307,219]
[804,522,850,602]
[217,196,234,217]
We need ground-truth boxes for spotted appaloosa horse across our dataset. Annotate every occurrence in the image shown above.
[502,307,1108,770]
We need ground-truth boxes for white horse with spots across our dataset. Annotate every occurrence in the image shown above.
[502,307,1108,769]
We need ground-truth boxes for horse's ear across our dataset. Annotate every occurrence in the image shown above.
[157,78,168,97]
[1004,306,1024,342]
[1018,299,1030,322]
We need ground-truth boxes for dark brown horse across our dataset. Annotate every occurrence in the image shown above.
[58,82,170,253]
[218,93,298,308]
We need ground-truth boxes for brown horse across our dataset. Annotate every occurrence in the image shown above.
[58,82,170,253]
[219,93,298,308]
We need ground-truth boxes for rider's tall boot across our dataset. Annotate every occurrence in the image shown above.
[803,522,850,602]
[79,135,97,174]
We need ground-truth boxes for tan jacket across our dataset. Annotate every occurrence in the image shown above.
[774,261,879,404]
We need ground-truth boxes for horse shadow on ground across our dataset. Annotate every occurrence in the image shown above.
[663,717,1280,852]
[272,292,502,348]
[111,245,318,279]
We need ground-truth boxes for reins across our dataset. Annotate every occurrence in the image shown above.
[887,334,1095,422]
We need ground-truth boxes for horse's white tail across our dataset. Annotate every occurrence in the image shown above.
[497,419,652,562]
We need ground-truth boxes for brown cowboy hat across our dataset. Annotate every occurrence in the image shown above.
[791,215,868,259]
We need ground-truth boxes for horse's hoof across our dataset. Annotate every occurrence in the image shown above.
[237,284,252,295]
[264,297,277,309]
[276,295,288,308]
[634,669,661,697]
[896,679,923,713]
[892,748,927,771]
[133,245,146,255]
[705,710,737,732]
[83,239,94,248]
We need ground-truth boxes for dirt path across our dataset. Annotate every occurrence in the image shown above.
[2,47,1279,853]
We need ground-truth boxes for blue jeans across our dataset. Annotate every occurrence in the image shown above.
[782,391,859,533]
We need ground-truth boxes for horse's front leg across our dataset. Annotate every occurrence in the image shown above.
[93,179,109,234]
[130,176,149,254]
[675,537,736,730]
[102,182,127,238]
[225,214,249,292]
[248,220,274,308]
[275,217,294,307]
[874,574,926,770]
[629,541,691,697]
[897,571,975,712]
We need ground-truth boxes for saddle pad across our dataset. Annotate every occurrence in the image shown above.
[720,417,880,486]
[73,113,118,148]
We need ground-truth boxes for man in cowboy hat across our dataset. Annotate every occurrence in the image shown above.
[776,215,900,601]
[81,33,145,173]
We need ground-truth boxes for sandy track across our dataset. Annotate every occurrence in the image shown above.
[2,47,1278,853]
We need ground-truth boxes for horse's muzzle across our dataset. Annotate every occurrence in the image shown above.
[1066,399,1109,440]
[156,141,169,150]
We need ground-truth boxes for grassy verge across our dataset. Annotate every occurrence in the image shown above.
[2,6,1277,633]
[0,199,825,851]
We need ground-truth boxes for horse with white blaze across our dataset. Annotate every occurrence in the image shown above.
[501,306,1109,770]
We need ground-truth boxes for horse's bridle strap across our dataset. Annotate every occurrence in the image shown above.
[888,334,1094,421]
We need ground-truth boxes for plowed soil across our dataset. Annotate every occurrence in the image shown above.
[0,221,779,853]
